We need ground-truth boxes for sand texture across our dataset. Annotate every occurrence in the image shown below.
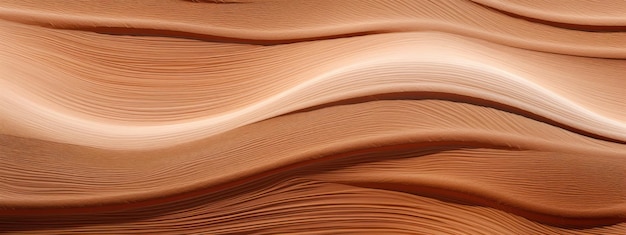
[1,0,625,234]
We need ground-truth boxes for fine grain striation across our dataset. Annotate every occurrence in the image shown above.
[1,0,625,234]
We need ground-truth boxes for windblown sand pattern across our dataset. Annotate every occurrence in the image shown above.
[1,0,626,234]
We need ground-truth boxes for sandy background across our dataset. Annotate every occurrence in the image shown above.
[1,0,625,234]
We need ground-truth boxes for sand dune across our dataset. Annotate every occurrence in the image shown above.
[1,0,625,234]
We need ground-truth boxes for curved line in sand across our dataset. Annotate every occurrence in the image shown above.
[1,7,626,58]
[2,132,625,228]
[471,0,626,26]
[3,59,625,149]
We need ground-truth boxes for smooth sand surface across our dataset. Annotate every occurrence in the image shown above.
[1,0,625,234]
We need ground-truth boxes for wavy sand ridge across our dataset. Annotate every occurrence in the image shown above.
[1,0,625,234]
